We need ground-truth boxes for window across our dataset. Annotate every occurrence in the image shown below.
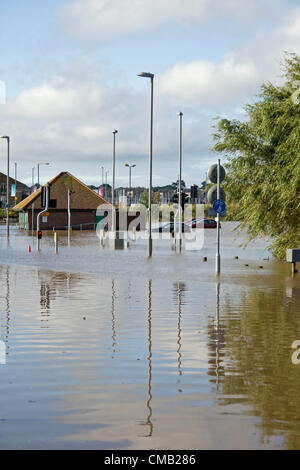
[49,199,57,208]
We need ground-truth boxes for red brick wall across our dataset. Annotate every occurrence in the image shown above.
[28,209,95,230]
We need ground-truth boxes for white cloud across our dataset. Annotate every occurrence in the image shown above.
[59,0,268,42]
[2,4,300,187]
[158,54,259,111]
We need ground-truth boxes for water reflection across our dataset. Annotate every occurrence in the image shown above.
[40,282,51,325]
[175,283,185,390]
[217,285,300,449]
[140,280,153,437]
[145,280,153,437]
[207,283,225,391]
[111,280,116,357]
[1,261,300,449]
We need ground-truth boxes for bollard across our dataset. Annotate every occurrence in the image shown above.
[100,229,105,248]
[132,226,136,242]
[54,232,59,253]
[286,249,300,275]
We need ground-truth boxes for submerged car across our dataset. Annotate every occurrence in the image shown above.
[186,218,220,229]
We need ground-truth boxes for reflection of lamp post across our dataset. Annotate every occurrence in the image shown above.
[37,162,50,187]
[146,279,153,437]
[124,163,136,205]
[0,136,10,239]
[138,72,154,258]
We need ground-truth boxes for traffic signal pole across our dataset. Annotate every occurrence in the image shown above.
[36,183,49,251]
[178,112,183,253]
[216,159,221,275]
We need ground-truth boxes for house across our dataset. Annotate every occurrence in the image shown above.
[0,172,30,208]
[13,171,110,230]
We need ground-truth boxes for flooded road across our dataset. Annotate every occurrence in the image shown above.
[0,223,300,449]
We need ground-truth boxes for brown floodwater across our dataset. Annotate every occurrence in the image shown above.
[0,223,300,449]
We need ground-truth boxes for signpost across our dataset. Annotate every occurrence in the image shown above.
[213,199,226,214]
[208,161,226,275]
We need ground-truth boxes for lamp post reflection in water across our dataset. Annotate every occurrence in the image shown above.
[176,283,183,388]
[215,282,221,391]
[206,283,226,391]
[111,280,116,357]
[4,266,10,358]
[140,280,153,437]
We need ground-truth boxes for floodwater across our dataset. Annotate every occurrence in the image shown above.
[0,223,300,450]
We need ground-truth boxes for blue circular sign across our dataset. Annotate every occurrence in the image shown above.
[213,199,226,214]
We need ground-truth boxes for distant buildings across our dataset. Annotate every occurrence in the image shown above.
[0,172,30,208]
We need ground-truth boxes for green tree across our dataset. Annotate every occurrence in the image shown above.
[212,53,300,259]
[139,190,156,208]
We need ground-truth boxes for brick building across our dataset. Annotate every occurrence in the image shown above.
[13,171,110,230]
[0,172,30,208]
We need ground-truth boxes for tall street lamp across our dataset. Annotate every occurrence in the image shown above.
[138,71,154,258]
[100,165,104,197]
[112,130,118,235]
[37,162,50,187]
[124,163,136,205]
[105,170,109,201]
[14,162,17,203]
[0,136,10,239]
[177,112,183,253]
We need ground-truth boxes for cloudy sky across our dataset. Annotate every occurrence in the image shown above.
[0,0,300,188]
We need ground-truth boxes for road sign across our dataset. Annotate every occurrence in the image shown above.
[213,199,226,214]
[5,204,10,209]
[44,212,50,216]
[208,164,226,184]
[207,185,226,204]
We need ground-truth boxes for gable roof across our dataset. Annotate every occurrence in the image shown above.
[13,171,110,211]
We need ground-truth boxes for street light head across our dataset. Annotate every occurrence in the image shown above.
[132,164,136,168]
[177,112,183,116]
[138,72,154,79]
[124,164,129,167]
[113,130,118,135]
[0,135,9,140]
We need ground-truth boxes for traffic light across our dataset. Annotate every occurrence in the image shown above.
[190,185,198,202]
[171,192,178,204]
[37,230,42,240]
[181,192,188,210]
[171,191,188,210]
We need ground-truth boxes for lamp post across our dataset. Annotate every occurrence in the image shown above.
[177,112,183,253]
[112,130,118,235]
[0,136,10,239]
[14,162,17,203]
[138,71,154,258]
[32,167,35,188]
[100,165,104,197]
[124,163,136,205]
[37,162,50,187]
[105,170,109,200]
